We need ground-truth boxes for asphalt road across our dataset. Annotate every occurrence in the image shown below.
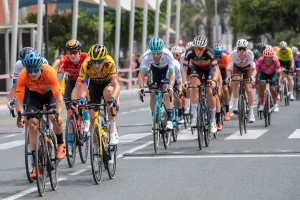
[0,94,300,200]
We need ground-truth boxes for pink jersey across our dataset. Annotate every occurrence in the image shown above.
[255,56,281,75]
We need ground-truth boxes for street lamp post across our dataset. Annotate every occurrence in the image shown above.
[214,0,218,43]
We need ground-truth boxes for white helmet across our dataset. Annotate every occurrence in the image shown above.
[292,46,298,55]
[279,41,287,49]
[185,41,194,49]
[236,39,248,48]
[171,46,183,54]
[193,35,208,47]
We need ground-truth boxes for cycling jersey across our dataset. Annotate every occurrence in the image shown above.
[228,50,256,69]
[255,56,281,75]
[140,48,174,72]
[276,47,292,62]
[217,53,229,70]
[57,53,88,81]
[173,59,182,83]
[77,55,118,84]
[13,58,48,84]
[183,47,216,68]
[16,65,61,99]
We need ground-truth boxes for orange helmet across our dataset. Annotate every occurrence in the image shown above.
[263,48,274,57]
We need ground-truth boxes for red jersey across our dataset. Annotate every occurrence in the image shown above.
[57,52,88,81]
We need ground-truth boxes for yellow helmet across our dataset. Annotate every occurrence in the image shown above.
[88,44,108,60]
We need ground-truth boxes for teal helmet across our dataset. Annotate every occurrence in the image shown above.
[256,43,266,52]
[148,37,164,53]
[253,49,259,60]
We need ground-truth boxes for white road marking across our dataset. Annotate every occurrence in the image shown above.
[117,141,153,159]
[4,134,19,138]
[177,129,197,141]
[119,133,151,143]
[288,129,300,139]
[69,169,87,176]
[2,178,66,200]
[124,154,300,160]
[0,140,24,149]
[224,129,268,140]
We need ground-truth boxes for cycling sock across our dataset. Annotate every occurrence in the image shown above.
[249,106,254,115]
[273,99,278,104]
[167,109,173,121]
[110,119,117,133]
[56,133,64,144]
[259,98,264,105]
[178,108,183,117]
[83,111,90,121]
[185,98,190,107]
[27,144,31,153]
[192,104,198,119]
[233,98,239,107]
[216,112,221,123]
[31,150,36,165]
[225,105,229,112]
[210,108,216,122]
[68,132,73,146]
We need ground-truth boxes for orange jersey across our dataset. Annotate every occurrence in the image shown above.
[16,65,61,99]
[217,53,229,70]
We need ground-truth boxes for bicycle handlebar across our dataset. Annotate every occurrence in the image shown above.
[139,90,172,103]
[78,103,117,117]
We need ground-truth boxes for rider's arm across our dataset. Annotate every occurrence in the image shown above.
[275,58,283,83]
[74,62,88,99]
[138,53,150,88]
[168,55,175,88]
[110,78,120,99]
[55,94,64,116]
[290,54,295,69]
[15,70,26,113]
[10,84,16,100]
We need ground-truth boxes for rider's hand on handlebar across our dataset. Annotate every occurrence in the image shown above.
[166,87,173,95]
[139,88,145,96]
[107,96,116,108]
[250,76,256,83]
[7,99,16,110]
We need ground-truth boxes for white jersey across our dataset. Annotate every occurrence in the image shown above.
[228,49,256,69]
[140,48,174,72]
[13,58,49,84]
[179,55,185,67]
[173,59,182,83]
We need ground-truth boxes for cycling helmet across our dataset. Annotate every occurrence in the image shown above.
[266,45,273,49]
[279,41,287,49]
[253,49,259,60]
[193,35,208,47]
[23,53,43,68]
[256,43,266,51]
[214,43,223,48]
[236,39,248,48]
[213,47,223,55]
[148,37,164,53]
[171,46,183,54]
[263,48,274,58]
[185,41,193,50]
[88,44,107,60]
[292,46,298,55]
[273,46,279,52]
[297,42,300,50]
[18,47,38,61]
[65,39,81,51]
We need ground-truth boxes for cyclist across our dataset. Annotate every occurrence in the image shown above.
[72,44,120,145]
[214,43,230,55]
[171,46,184,123]
[182,41,193,115]
[183,35,219,133]
[138,37,175,130]
[228,39,256,122]
[256,42,267,57]
[57,39,91,132]
[214,46,231,121]
[15,53,65,178]
[276,41,295,100]
[256,48,282,112]
[292,46,300,76]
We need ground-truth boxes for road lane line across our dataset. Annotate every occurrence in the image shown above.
[0,140,24,149]
[69,169,88,176]
[288,129,300,139]
[4,134,19,138]
[2,178,66,200]
[119,133,151,143]
[124,154,300,160]
[117,141,153,159]
[224,129,268,140]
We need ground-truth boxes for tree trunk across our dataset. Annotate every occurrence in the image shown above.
[206,17,213,47]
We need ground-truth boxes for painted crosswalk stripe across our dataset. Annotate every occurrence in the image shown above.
[0,140,24,149]
[288,129,300,139]
[224,129,268,140]
[119,133,151,143]
[177,129,197,141]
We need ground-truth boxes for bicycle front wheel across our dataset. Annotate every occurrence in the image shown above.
[65,117,77,167]
[238,95,245,136]
[153,105,160,154]
[107,145,117,179]
[90,125,102,184]
[36,132,47,196]
[197,103,203,150]
[25,127,34,183]
[79,119,89,163]
[264,93,269,127]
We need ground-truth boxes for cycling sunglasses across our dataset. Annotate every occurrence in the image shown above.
[67,50,79,55]
[237,47,247,51]
[194,47,205,52]
[26,67,41,74]
[91,59,104,64]
[172,53,181,57]
[152,52,162,56]
[215,54,222,59]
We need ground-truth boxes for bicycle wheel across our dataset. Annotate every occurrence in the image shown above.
[244,98,248,134]
[25,127,34,183]
[238,95,245,136]
[162,105,171,150]
[283,79,288,106]
[197,103,203,150]
[264,93,269,127]
[48,130,58,191]
[65,117,77,167]
[79,119,89,163]
[36,132,47,196]
[90,125,102,184]
[153,105,160,154]
[107,145,117,179]
[203,104,210,147]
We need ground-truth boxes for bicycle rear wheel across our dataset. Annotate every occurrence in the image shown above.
[48,130,58,191]
[36,132,47,196]
[238,95,245,136]
[79,119,89,163]
[197,103,203,150]
[25,127,34,183]
[65,117,77,167]
[153,105,160,154]
[264,93,269,127]
[90,125,102,184]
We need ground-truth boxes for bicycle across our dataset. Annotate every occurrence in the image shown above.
[64,98,89,168]
[280,69,291,106]
[140,88,172,154]
[231,75,251,136]
[293,72,300,100]
[18,109,59,197]
[82,103,117,184]
[258,80,275,127]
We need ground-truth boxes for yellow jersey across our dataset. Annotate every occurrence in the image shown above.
[276,47,292,62]
[77,55,118,84]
